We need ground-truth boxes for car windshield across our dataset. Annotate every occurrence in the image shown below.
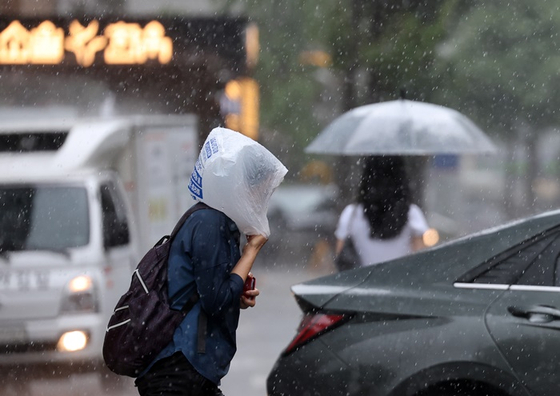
[0,185,89,252]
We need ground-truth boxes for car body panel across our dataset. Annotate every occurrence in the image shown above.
[486,289,560,396]
[389,362,528,396]
[268,210,560,396]
[268,339,350,396]
[269,312,528,396]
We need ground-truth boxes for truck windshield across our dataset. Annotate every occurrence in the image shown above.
[0,186,89,253]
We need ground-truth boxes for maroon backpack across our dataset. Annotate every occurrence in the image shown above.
[102,202,207,377]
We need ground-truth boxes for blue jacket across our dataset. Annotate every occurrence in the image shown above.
[145,206,244,385]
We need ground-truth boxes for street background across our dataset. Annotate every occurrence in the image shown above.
[2,1,560,395]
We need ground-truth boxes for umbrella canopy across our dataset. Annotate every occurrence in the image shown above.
[305,99,497,156]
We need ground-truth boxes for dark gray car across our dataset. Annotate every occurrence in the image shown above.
[267,210,560,396]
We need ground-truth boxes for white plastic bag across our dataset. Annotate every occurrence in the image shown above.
[188,127,288,237]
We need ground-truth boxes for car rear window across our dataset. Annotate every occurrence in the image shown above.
[457,230,560,286]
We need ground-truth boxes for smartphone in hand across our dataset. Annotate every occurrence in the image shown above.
[243,274,256,300]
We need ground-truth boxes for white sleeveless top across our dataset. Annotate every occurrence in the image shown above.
[335,203,429,266]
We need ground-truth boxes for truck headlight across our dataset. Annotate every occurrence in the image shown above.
[57,330,89,352]
[61,275,99,313]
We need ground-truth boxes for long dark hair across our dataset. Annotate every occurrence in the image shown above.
[358,156,411,239]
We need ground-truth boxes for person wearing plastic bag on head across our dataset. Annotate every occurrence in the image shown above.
[135,127,288,396]
[334,156,428,270]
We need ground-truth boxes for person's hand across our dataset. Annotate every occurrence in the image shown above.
[243,234,268,255]
[240,287,260,309]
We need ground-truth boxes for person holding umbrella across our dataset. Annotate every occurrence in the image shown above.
[334,156,429,268]
[306,98,495,270]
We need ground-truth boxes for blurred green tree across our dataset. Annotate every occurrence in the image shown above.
[219,0,344,178]
[434,0,560,216]
[217,0,466,181]
[325,0,464,106]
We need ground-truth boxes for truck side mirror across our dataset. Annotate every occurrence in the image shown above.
[104,216,130,248]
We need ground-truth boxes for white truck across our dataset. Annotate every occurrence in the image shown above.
[0,114,198,388]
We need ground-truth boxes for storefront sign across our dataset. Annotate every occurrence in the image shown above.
[0,19,172,66]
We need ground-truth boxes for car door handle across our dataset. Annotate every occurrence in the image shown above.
[508,305,560,323]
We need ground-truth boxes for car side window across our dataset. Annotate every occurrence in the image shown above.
[554,255,560,287]
[100,181,130,248]
[458,231,560,286]
[516,235,560,286]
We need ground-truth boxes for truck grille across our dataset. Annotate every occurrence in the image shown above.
[0,341,57,354]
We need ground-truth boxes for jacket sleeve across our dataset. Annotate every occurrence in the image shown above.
[188,211,244,316]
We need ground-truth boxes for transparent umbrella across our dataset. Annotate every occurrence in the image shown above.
[305,99,497,156]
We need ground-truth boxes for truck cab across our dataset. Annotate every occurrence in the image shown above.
[0,115,197,388]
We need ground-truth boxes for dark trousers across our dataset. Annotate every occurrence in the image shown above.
[135,352,224,396]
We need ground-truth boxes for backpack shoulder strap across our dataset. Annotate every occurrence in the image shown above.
[170,202,209,239]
